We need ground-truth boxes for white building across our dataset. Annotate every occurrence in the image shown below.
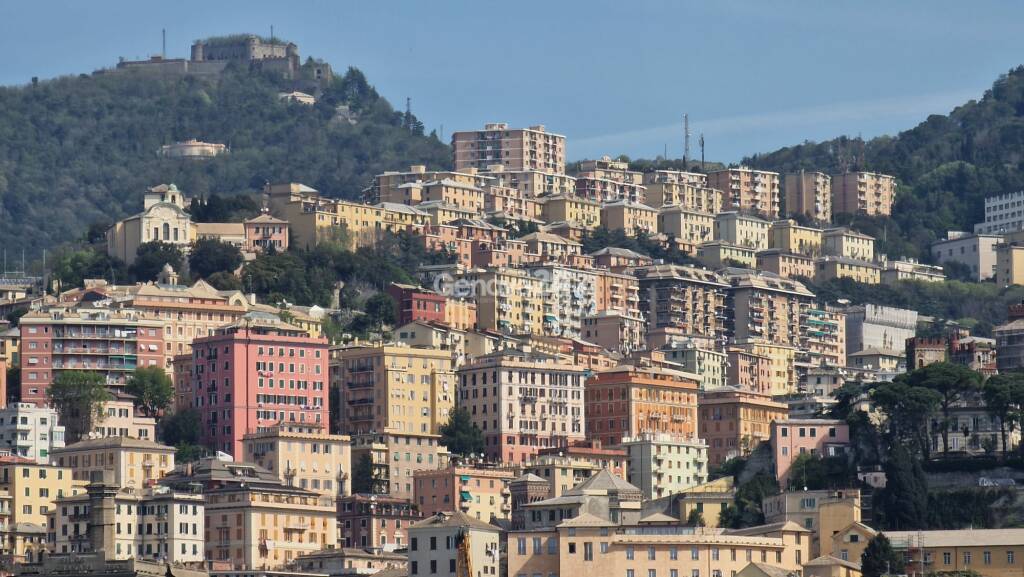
[975,190,1024,235]
[844,304,918,358]
[617,433,708,500]
[0,403,65,463]
[658,340,727,391]
[931,231,1001,281]
[409,511,501,577]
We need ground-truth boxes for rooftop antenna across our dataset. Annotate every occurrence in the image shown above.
[683,114,690,168]
[162,28,166,58]
[271,25,275,43]
[699,133,705,172]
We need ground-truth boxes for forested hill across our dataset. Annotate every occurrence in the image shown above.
[743,66,1024,259]
[0,61,450,256]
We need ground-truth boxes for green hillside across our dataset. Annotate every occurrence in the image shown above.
[743,66,1024,259]
[0,60,450,257]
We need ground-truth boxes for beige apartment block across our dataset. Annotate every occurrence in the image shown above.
[698,241,757,269]
[0,456,82,527]
[416,200,478,226]
[996,243,1024,287]
[94,394,156,440]
[822,228,875,261]
[582,310,647,355]
[708,167,781,219]
[350,432,449,499]
[659,206,715,245]
[331,343,455,437]
[540,195,602,229]
[784,171,832,222]
[724,270,816,348]
[633,264,729,341]
[452,123,566,174]
[815,257,882,284]
[832,171,895,216]
[763,489,860,558]
[372,164,490,205]
[803,306,847,368]
[644,170,721,212]
[413,465,514,521]
[242,423,352,500]
[699,389,789,467]
[617,433,708,499]
[575,157,646,203]
[601,200,658,236]
[756,249,816,281]
[51,437,175,489]
[731,341,800,396]
[715,212,771,250]
[481,164,577,197]
[460,267,545,335]
[880,258,945,285]
[932,232,1001,281]
[409,511,501,577]
[887,528,1024,577]
[770,220,823,256]
[658,341,728,391]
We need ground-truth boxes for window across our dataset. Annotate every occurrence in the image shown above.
[517,538,526,555]
[627,571,635,577]
[626,546,634,560]
[984,551,992,565]
[692,547,699,560]
[670,547,678,560]
[411,562,418,575]
[430,560,437,574]
[411,538,418,551]
[649,571,656,577]
[964,552,972,565]
[584,542,593,561]
[1008,551,1016,564]
[649,546,656,560]
[944,552,952,565]
[568,543,576,554]
[430,537,437,551]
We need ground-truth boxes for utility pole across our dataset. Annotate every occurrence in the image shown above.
[683,114,690,168]
[162,28,166,58]
[699,133,705,172]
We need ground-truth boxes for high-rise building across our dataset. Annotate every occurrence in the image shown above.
[707,167,781,219]
[452,123,566,174]
[644,170,721,212]
[574,157,645,203]
[784,171,832,222]
[831,171,896,217]
[723,270,816,348]
[633,264,729,344]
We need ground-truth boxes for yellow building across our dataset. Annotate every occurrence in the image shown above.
[886,528,1024,577]
[659,207,715,246]
[763,489,860,557]
[756,249,816,281]
[822,228,875,261]
[770,220,823,256]
[51,437,176,489]
[699,389,789,467]
[698,242,757,269]
[372,164,490,205]
[576,157,646,203]
[242,423,352,500]
[331,343,455,437]
[707,167,781,219]
[416,200,478,226]
[0,457,82,527]
[732,341,799,396]
[815,257,881,284]
[829,522,876,564]
[644,170,721,212]
[832,172,895,217]
[601,200,659,236]
[452,123,566,174]
[0,324,19,369]
[724,270,816,348]
[784,171,832,223]
[996,243,1024,288]
[715,212,771,250]
[461,267,544,335]
[106,184,195,266]
[541,195,602,230]
[481,165,576,197]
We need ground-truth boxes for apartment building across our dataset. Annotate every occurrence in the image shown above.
[831,171,896,216]
[372,164,491,205]
[337,493,423,550]
[756,250,816,281]
[484,183,544,222]
[698,242,757,269]
[763,489,860,559]
[784,171,832,222]
[601,200,658,236]
[802,307,847,368]
[658,206,715,246]
[461,267,544,336]
[0,403,64,463]
[291,547,409,576]
[932,232,1001,281]
[520,232,585,263]
[588,247,654,273]
[815,256,881,284]
[730,341,799,396]
[634,264,729,342]
[699,389,788,467]
[452,123,566,174]
[409,511,501,577]
[244,213,289,253]
[770,220,823,256]
[644,170,721,212]
[523,442,630,499]
[331,343,455,437]
[242,423,352,500]
[350,431,449,499]
[49,482,204,563]
[724,270,816,348]
[843,304,918,356]
[715,212,771,250]
[822,228,875,261]
[575,157,646,203]
[888,528,1024,577]
[848,348,905,374]
[387,283,447,327]
[584,363,700,448]
[770,420,850,485]
[18,306,164,406]
[659,340,728,391]
[707,167,781,219]
[481,164,577,197]
[995,303,1024,372]
[457,348,588,464]
[51,437,175,489]
[185,317,330,457]
[413,465,513,521]
[726,347,771,391]
[880,258,945,285]
[996,243,1024,288]
[0,456,81,527]
[582,310,646,355]
[539,195,602,230]
[618,433,708,499]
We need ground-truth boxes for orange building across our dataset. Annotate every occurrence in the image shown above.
[584,363,700,448]
[699,388,788,467]
[413,465,514,521]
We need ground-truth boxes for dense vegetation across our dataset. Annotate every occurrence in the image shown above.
[0,60,449,257]
[744,66,1024,259]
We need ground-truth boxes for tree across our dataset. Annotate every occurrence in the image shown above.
[190,238,243,279]
[47,371,112,443]
[439,407,485,458]
[205,271,243,291]
[125,367,174,416]
[363,293,396,329]
[875,444,929,530]
[861,534,904,577]
[685,509,705,527]
[983,374,1024,458]
[902,362,982,455]
[352,453,375,494]
[132,242,184,282]
[872,380,941,459]
[159,408,201,446]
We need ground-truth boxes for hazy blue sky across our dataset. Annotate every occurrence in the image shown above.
[3,0,1023,162]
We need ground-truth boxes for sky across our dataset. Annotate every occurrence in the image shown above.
[3,1,1024,162]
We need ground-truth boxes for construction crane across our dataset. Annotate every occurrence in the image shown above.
[455,528,473,577]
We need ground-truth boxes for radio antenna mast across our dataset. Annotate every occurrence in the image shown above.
[683,114,691,168]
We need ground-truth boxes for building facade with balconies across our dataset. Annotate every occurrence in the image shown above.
[707,167,781,219]
[413,465,513,522]
[452,123,566,174]
[784,171,832,223]
[633,264,729,344]
[831,171,895,217]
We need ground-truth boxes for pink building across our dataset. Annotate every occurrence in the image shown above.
[770,418,850,485]
[185,318,329,458]
[244,214,289,253]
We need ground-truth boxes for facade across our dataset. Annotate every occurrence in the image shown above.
[331,343,455,437]
[815,257,881,284]
[337,493,423,550]
[617,433,708,499]
[387,283,447,327]
[185,319,330,458]
[770,420,850,486]
[756,250,816,281]
[18,306,164,406]
[844,304,918,357]
[481,165,577,197]
[715,212,771,250]
[831,172,896,216]
[51,437,174,489]
[452,123,566,174]
[106,184,195,265]
[707,167,781,219]
[888,528,1024,577]
[0,456,81,528]
[658,206,715,246]
[457,349,588,464]
[822,228,875,262]
[996,243,1024,288]
[644,170,721,212]
[659,341,728,391]
[724,270,816,348]
[699,389,789,467]
[880,258,945,285]
[242,423,352,500]
[244,214,289,253]
[413,465,513,522]
[600,200,658,236]
[784,171,832,222]
[540,195,602,230]
[575,157,646,203]
[802,307,847,368]
[770,220,823,257]
[0,404,65,463]
[730,341,799,396]
[698,242,757,269]
[585,363,700,448]
[995,303,1024,372]
[633,264,729,343]
[931,232,1000,281]
[763,489,860,557]
[94,394,157,440]
[976,190,1024,234]
[408,511,501,577]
